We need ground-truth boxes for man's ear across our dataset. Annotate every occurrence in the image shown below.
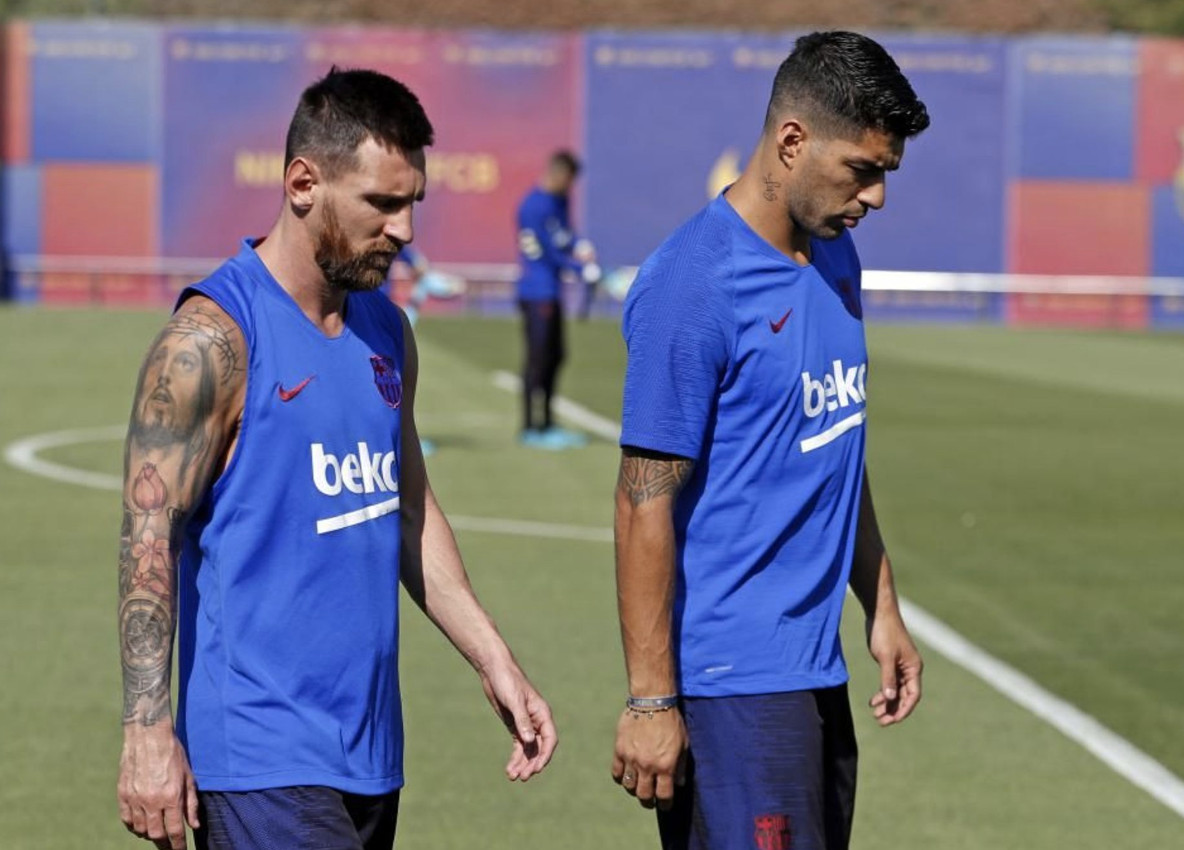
[774,118,807,171]
[284,156,319,212]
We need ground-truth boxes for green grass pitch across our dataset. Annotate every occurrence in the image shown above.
[0,306,1182,847]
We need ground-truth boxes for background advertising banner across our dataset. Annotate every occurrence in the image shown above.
[854,36,1007,273]
[404,31,580,265]
[160,25,307,259]
[583,30,794,269]
[29,20,160,163]
[1008,37,1137,181]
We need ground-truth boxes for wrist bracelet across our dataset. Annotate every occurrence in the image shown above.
[626,695,679,710]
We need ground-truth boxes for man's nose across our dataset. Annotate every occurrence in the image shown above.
[384,209,413,245]
[858,177,886,211]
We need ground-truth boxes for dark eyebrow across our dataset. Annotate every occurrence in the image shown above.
[849,158,899,173]
[364,190,426,206]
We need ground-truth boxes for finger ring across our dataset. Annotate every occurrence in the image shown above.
[623,772,635,783]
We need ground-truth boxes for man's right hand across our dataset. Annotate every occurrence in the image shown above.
[611,707,688,810]
[118,724,200,850]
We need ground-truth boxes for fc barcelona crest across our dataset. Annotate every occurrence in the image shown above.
[754,814,791,850]
[370,354,403,409]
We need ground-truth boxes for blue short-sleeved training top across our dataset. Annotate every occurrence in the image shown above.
[621,193,868,697]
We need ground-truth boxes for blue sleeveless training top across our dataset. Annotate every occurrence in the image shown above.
[176,239,406,794]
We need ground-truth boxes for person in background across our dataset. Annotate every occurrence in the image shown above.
[514,150,600,450]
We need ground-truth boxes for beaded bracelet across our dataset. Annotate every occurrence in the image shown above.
[627,695,679,710]
[626,695,679,719]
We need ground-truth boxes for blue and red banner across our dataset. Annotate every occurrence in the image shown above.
[0,20,1182,330]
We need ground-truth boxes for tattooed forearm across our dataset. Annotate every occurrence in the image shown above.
[120,595,173,726]
[762,173,781,202]
[120,486,177,725]
[618,450,694,507]
[118,505,136,599]
[117,296,244,730]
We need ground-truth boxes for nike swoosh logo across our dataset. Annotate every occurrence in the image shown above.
[278,375,315,402]
[769,309,793,333]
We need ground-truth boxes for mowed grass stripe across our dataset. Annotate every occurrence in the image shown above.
[864,345,1184,777]
[2,307,1183,847]
[482,344,1184,819]
[869,324,1184,405]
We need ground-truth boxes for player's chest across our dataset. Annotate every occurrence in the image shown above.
[728,272,866,391]
[248,317,403,439]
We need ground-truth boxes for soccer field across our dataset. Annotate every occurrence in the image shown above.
[1,307,1182,848]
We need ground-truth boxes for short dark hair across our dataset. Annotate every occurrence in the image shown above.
[764,31,929,141]
[549,149,581,176]
[284,67,435,178]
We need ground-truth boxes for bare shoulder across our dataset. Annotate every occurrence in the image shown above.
[162,295,247,389]
[129,294,246,467]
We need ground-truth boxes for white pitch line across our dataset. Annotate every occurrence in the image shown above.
[490,371,1184,819]
[450,514,613,543]
[11,417,1184,818]
[899,601,1184,816]
[493,371,621,441]
[1,425,613,546]
[3,425,125,491]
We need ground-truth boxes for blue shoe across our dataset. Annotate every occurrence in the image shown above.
[543,427,588,449]
[519,429,548,449]
[520,428,568,451]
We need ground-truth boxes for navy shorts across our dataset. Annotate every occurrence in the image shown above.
[194,786,400,850]
[658,686,858,850]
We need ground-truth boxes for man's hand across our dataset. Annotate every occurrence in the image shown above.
[611,707,687,810]
[480,662,558,782]
[866,611,923,726]
[118,724,200,849]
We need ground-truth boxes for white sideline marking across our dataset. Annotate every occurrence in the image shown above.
[4,425,125,491]
[489,372,1184,819]
[316,496,401,535]
[493,371,621,441]
[1,425,613,545]
[899,601,1184,817]
[450,515,613,543]
[800,410,866,453]
[9,421,1184,818]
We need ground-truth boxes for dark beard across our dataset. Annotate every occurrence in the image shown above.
[314,203,398,292]
[316,248,396,292]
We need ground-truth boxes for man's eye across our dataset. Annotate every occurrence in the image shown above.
[176,353,199,371]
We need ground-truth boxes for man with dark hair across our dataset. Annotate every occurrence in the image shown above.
[514,149,599,449]
[611,31,929,849]
[116,67,557,850]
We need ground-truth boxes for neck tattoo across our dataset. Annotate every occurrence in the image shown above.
[762,173,781,202]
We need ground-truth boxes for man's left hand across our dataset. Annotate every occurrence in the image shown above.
[866,612,923,726]
[480,663,559,781]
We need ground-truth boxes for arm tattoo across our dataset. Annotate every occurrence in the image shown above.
[118,505,135,600]
[166,306,244,386]
[762,173,781,202]
[120,596,173,725]
[618,452,694,507]
[118,300,242,727]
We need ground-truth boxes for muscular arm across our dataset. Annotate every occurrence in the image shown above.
[397,313,556,780]
[612,446,694,809]
[117,295,245,847]
[848,465,922,726]
[614,447,693,698]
